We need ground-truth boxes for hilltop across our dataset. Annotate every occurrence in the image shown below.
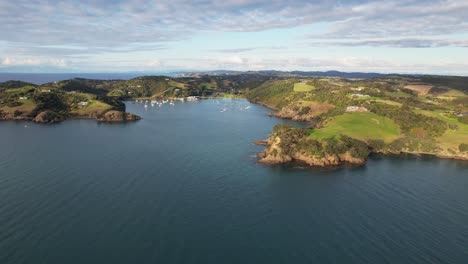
[0,74,276,123]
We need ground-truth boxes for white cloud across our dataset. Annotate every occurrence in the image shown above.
[0,1,467,73]
[216,56,248,65]
[1,57,68,67]
[146,60,163,67]
[304,38,468,48]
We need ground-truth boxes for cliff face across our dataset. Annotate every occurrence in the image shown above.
[97,110,141,122]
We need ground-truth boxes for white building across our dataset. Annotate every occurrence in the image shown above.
[346,106,368,112]
[351,94,370,98]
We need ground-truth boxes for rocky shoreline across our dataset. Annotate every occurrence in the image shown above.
[0,110,140,124]
[255,135,367,167]
[254,134,468,168]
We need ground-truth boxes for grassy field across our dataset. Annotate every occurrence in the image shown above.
[169,80,186,89]
[310,112,401,143]
[371,99,402,106]
[0,99,36,113]
[436,89,466,97]
[71,100,112,116]
[385,91,412,98]
[293,82,315,92]
[415,110,468,151]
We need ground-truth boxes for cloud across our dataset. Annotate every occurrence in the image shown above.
[1,56,68,67]
[146,60,163,67]
[2,0,467,51]
[215,56,249,65]
[209,48,258,53]
[305,1,468,39]
[305,38,468,48]
[1,0,467,73]
[208,46,288,53]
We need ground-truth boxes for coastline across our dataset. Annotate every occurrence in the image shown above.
[250,100,468,167]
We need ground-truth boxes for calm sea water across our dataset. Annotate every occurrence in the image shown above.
[1,99,467,264]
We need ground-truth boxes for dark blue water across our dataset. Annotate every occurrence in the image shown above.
[1,99,467,264]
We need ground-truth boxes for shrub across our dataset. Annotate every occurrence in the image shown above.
[7,101,22,107]
[298,106,311,116]
[448,123,459,130]
[33,92,68,112]
[367,139,385,151]
[459,143,468,152]
[458,115,468,124]
[13,110,22,117]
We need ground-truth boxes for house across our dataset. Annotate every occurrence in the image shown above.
[346,106,368,112]
[41,89,51,92]
[351,87,363,91]
[78,101,89,107]
[351,93,370,98]
[19,96,28,100]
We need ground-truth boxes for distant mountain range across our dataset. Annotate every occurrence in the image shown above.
[1,70,466,86]
[178,70,404,79]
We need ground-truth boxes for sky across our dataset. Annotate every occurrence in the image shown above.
[0,0,467,75]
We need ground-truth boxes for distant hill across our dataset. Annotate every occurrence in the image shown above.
[0,80,37,89]
[179,70,400,79]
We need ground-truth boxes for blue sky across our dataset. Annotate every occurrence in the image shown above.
[0,0,467,75]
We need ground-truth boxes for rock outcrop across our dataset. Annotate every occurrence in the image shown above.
[97,110,141,122]
[33,111,65,123]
